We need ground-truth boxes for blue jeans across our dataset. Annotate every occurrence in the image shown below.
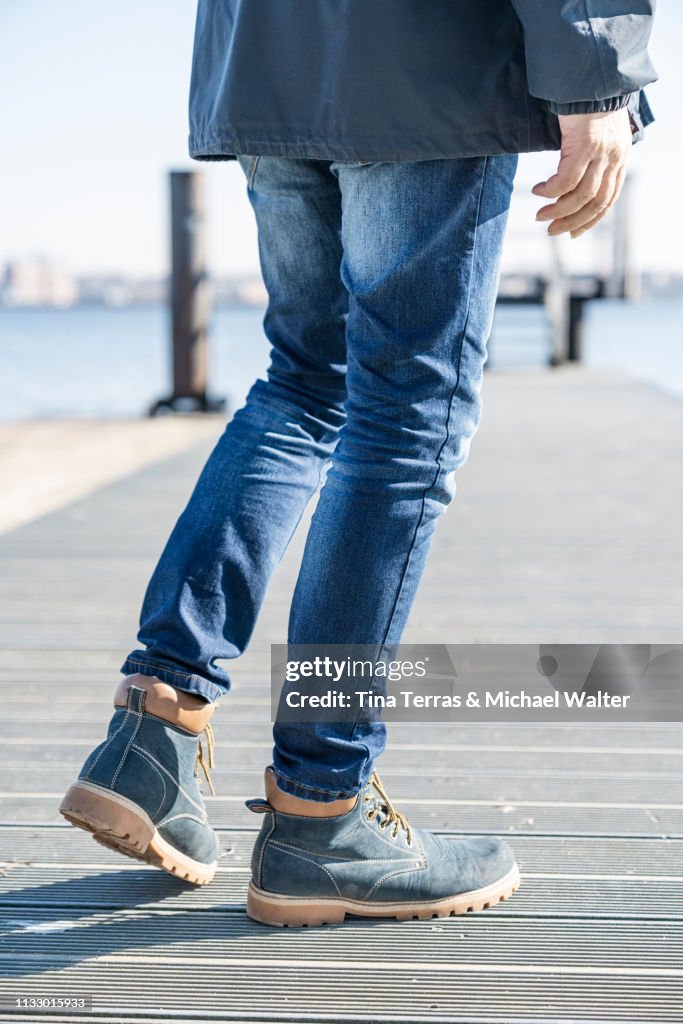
[122,153,518,799]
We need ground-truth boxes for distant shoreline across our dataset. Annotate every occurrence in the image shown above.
[0,300,265,313]
[2,274,683,312]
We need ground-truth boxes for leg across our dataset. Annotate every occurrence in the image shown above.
[250,155,521,926]
[61,157,350,880]
[122,156,349,702]
[273,154,518,798]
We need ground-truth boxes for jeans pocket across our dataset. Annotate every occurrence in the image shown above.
[237,154,261,190]
[247,155,261,190]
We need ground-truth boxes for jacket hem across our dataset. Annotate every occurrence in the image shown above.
[189,123,559,163]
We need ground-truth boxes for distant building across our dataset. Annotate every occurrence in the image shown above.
[77,275,166,306]
[1,257,78,308]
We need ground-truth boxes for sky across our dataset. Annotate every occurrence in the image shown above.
[1,1,681,279]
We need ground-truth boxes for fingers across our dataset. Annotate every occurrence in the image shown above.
[535,159,603,226]
[532,107,634,239]
[569,164,626,239]
[546,162,619,235]
[535,153,626,236]
[532,109,632,239]
[532,152,591,200]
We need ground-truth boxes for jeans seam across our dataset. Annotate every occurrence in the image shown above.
[123,658,222,699]
[124,658,205,683]
[344,158,490,771]
[272,766,360,800]
[247,155,261,191]
[380,155,490,648]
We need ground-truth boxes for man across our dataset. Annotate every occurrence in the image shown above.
[60,2,656,926]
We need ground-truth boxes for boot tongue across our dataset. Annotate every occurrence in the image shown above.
[364,776,392,827]
[363,773,413,845]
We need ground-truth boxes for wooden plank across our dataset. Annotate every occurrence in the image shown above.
[1,370,682,1024]
[2,766,683,806]
[1,960,682,1022]
[5,742,683,776]
[3,797,682,837]
[2,909,683,970]
[3,826,683,875]
[1,867,683,921]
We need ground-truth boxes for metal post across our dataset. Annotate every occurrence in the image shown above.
[567,295,584,362]
[544,238,570,366]
[151,171,225,414]
[604,174,640,301]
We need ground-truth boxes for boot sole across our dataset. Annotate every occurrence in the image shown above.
[59,781,216,886]
[247,862,520,927]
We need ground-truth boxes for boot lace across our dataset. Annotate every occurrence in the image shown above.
[364,771,412,845]
[195,723,216,796]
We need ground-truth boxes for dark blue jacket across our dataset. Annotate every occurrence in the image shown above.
[189,1,657,163]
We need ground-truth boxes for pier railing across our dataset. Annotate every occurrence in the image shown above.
[496,174,636,366]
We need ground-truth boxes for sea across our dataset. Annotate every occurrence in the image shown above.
[0,299,681,421]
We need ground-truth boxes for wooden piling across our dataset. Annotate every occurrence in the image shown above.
[151,171,224,414]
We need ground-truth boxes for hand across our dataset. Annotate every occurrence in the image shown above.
[533,109,633,239]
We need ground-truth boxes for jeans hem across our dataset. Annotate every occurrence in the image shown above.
[120,657,225,704]
[271,766,362,803]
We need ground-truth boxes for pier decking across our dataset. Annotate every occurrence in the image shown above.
[1,367,682,1022]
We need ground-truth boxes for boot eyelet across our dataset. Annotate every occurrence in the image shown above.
[378,821,387,831]
[367,809,376,820]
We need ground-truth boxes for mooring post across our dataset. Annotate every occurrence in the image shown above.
[567,295,584,362]
[544,238,570,366]
[604,173,639,301]
[150,171,225,414]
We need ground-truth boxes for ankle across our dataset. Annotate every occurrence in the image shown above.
[264,767,357,818]
[114,673,217,734]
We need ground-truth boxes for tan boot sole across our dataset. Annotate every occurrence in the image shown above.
[247,862,520,927]
[59,781,216,886]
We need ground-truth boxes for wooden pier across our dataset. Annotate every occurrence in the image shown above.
[1,367,682,1022]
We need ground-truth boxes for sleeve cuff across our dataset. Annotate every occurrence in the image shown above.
[546,94,633,116]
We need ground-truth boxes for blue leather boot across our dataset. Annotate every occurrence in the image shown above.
[59,678,220,885]
[246,768,519,926]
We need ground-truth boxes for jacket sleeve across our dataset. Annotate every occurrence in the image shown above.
[509,1,658,115]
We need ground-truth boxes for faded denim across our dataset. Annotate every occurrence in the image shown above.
[123,154,517,799]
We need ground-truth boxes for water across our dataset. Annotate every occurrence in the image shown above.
[0,307,269,420]
[0,299,681,420]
